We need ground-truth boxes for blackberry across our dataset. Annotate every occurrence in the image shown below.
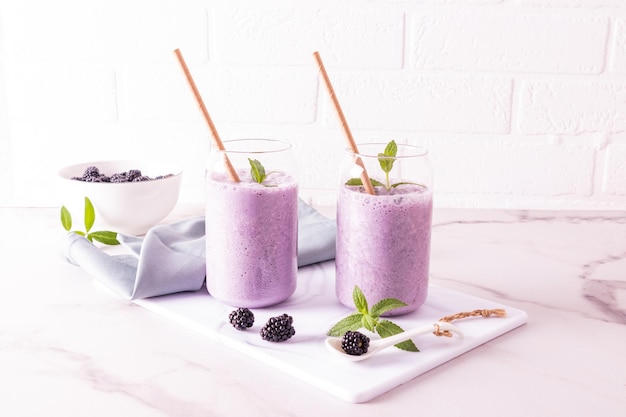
[127,169,142,181]
[260,314,295,342]
[69,166,172,183]
[341,331,370,356]
[82,166,100,179]
[229,308,254,330]
[109,173,128,183]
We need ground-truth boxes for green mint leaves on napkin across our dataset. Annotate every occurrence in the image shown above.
[327,286,419,352]
[60,196,120,245]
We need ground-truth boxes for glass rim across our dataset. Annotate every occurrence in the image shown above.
[347,142,429,159]
[216,138,292,155]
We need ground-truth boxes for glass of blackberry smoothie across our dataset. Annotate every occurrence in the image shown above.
[335,141,433,316]
[205,139,298,308]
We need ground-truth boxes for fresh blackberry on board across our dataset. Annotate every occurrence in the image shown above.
[229,308,254,330]
[341,331,370,356]
[260,314,295,342]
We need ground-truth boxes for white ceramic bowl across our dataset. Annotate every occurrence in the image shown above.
[58,160,182,236]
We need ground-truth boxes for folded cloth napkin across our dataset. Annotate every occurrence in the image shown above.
[63,199,336,300]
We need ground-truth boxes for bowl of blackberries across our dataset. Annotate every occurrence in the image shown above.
[58,160,182,236]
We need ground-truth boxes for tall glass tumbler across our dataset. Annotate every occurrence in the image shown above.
[335,142,433,316]
[205,139,298,308]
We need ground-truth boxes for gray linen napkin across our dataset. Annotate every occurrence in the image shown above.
[63,199,336,300]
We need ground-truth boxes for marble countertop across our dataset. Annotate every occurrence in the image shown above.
[1,206,625,416]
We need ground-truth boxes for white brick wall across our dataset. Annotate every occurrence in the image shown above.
[604,143,626,195]
[324,73,513,133]
[408,12,608,73]
[1,0,626,210]
[518,80,626,134]
[211,7,405,69]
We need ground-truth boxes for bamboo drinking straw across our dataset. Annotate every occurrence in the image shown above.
[174,48,240,182]
[313,51,375,195]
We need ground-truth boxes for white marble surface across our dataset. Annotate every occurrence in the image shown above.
[1,206,625,416]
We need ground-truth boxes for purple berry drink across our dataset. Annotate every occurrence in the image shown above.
[335,142,433,316]
[205,139,298,308]
[336,184,432,315]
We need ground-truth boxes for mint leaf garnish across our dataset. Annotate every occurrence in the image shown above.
[248,158,267,184]
[248,158,278,187]
[327,286,419,353]
[378,140,397,190]
[345,178,385,188]
[60,196,120,245]
[378,140,397,177]
[390,181,422,189]
[346,140,423,191]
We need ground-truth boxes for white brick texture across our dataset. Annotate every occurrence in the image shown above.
[513,0,624,6]
[603,144,626,195]
[518,80,626,135]
[429,140,595,197]
[5,64,117,122]
[0,1,100,63]
[610,19,626,74]
[409,12,608,73]
[200,66,319,124]
[324,72,512,133]
[211,7,405,69]
[0,1,208,64]
[95,4,209,64]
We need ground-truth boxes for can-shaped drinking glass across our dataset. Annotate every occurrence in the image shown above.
[205,139,298,308]
[335,142,433,316]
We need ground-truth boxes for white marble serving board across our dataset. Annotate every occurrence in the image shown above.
[135,261,528,403]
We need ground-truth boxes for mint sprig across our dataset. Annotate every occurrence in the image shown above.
[61,196,120,245]
[378,140,397,189]
[248,158,277,187]
[248,158,267,184]
[346,140,424,191]
[327,286,419,352]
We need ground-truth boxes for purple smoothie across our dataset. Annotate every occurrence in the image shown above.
[205,170,298,308]
[335,182,433,316]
